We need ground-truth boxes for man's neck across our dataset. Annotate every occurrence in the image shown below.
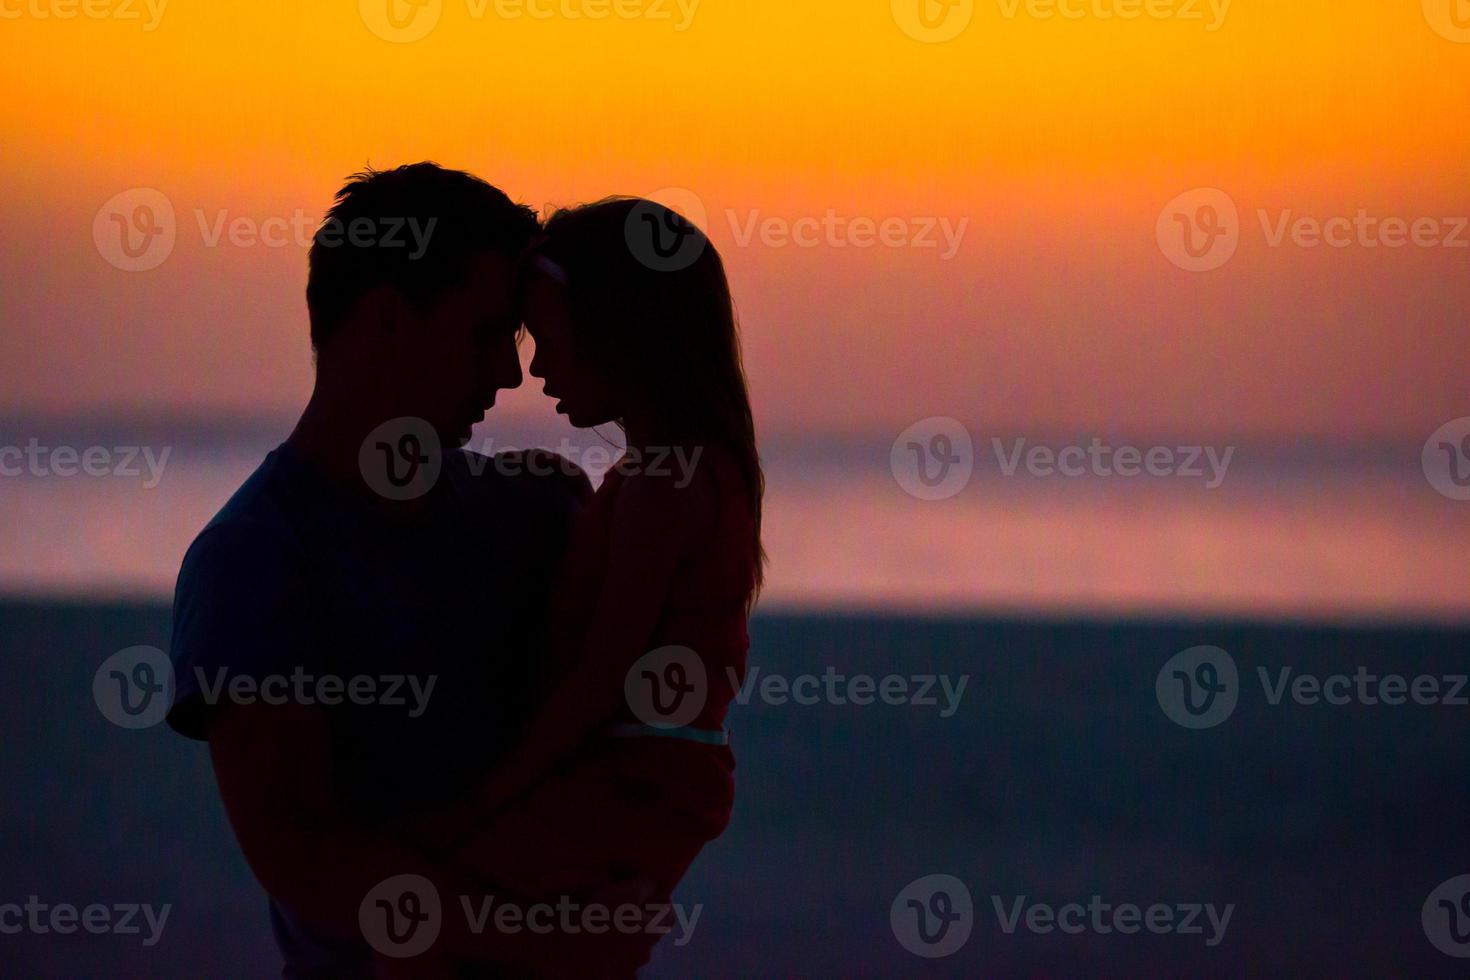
[284,375,391,499]
[286,372,445,520]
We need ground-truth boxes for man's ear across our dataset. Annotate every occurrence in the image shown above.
[378,282,410,337]
[333,282,400,349]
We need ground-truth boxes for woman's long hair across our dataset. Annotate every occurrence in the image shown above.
[531,197,766,601]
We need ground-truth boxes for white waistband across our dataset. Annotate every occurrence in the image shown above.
[606,722,730,746]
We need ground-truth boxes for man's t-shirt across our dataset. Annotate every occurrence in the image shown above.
[168,441,587,976]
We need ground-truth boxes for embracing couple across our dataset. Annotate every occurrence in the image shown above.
[166,163,764,977]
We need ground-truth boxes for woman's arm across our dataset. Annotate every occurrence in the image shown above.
[387,463,718,857]
[469,466,713,813]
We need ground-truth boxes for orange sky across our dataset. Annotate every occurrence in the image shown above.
[1,0,1466,441]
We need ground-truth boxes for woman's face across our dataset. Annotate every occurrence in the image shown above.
[522,273,624,429]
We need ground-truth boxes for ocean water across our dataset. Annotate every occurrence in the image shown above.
[0,427,1465,622]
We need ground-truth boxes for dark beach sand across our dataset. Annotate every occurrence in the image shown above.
[2,600,1466,976]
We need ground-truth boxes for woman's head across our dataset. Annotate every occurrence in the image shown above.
[520,197,765,594]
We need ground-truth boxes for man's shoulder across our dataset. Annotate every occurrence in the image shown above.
[168,451,316,740]
[179,451,303,581]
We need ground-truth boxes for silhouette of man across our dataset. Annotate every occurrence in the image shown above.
[167,163,652,977]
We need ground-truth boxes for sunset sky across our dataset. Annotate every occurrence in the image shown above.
[2,0,1466,443]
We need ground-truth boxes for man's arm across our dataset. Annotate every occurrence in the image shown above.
[175,520,654,975]
[205,699,656,975]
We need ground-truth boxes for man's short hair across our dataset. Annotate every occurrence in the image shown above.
[306,162,539,351]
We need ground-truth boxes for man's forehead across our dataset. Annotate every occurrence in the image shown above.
[459,250,518,311]
[463,249,517,284]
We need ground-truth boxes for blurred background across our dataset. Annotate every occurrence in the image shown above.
[1,0,1467,975]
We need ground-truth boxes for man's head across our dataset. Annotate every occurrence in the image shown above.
[306,163,539,446]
